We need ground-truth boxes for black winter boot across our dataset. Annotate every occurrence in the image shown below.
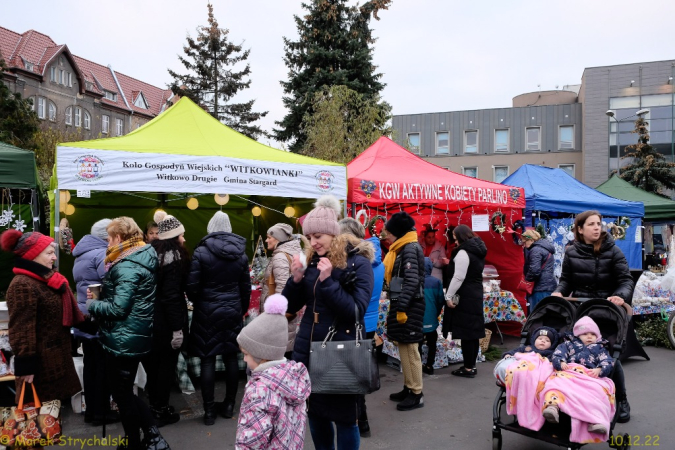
[358,410,371,437]
[218,400,236,419]
[143,426,171,450]
[389,386,411,402]
[618,399,631,423]
[151,406,179,428]
[396,392,424,411]
[203,401,217,426]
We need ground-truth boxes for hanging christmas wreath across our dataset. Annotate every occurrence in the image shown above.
[366,215,388,239]
[535,223,547,238]
[610,216,631,240]
[511,220,525,245]
[491,211,507,235]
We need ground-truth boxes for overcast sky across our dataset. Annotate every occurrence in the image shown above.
[4,0,675,148]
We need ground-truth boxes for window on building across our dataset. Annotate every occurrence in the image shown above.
[68,73,73,87]
[48,102,56,122]
[104,91,118,102]
[464,130,478,153]
[407,133,420,154]
[59,56,64,66]
[50,67,56,82]
[75,107,81,127]
[436,132,449,155]
[102,115,110,134]
[36,97,46,120]
[558,164,575,177]
[25,62,34,72]
[462,167,477,178]
[116,118,123,136]
[60,69,66,85]
[84,111,91,130]
[526,127,541,151]
[493,166,509,183]
[65,107,72,125]
[559,125,574,149]
[134,93,148,109]
[495,129,509,153]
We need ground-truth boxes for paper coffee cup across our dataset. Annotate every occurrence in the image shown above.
[88,284,101,299]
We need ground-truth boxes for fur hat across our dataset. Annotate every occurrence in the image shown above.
[237,294,289,361]
[208,211,232,234]
[154,210,185,240]
[385,212,416,238]
[302,195,341,236]
[268,223,293,242]
[91,219,112,241]
[1,229,54,260]
[530,326,558,349]
[573,316,602,341]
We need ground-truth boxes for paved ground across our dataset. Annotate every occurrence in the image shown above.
[62,336,674,449]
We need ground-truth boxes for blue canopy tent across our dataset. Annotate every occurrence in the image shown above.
[502,165,645,269]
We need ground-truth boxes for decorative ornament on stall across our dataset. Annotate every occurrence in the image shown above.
[510,219,525,245]
[535,222,547,238]
[251,206,262,217]
[359,180,377,198]
[250,235,268,287]
[59,217,74,255]
[284,205,296,218]
[490,211,507,235]
[355,209,369,226]
[65,204,76,216]
[508,189,522,205]
[0,206,15,228]
[366,215,388,239]
[214,194,230,206]
[186,197,199,210]
[610,216,631,240]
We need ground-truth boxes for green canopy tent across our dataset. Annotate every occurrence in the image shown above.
[52,97,347,282]
[1,142,43,296]
[596,175,675,222]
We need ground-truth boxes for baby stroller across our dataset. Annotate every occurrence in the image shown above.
[492,296,630,450]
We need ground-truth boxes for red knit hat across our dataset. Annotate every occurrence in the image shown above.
[0,229,54,261]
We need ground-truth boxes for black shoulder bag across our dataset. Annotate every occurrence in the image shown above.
[308,259,380,395]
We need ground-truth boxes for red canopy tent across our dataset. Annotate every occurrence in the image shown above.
[347,137,528,334]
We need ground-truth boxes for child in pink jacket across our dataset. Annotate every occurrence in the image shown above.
[236,294,311,450]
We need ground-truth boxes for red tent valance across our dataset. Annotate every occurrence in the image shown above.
[347,137,525,210]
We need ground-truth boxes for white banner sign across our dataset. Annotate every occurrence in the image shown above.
[56,147,347,199]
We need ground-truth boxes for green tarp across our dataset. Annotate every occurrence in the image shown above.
[596,175,675,222]
[0,142,39,189]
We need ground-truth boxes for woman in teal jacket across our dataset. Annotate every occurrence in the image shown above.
[88,217,170,450]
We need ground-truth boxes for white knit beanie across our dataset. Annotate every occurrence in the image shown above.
[208,211,232,234]
[91,219,112,241]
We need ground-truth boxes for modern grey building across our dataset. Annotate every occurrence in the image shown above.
[392,59,675,188]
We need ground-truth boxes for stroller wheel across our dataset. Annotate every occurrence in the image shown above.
[492,433,502,450]
[622,433,631,449]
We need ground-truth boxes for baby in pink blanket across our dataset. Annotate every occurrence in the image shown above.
[545,316,615,436]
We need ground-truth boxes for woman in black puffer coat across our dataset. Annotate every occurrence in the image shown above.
[552,210,634,424]
[283,196,374,450]
[187,211,251,425]
[382,212,426,412]
[443,224,487,378]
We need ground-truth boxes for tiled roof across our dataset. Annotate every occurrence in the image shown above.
[114,70,173,117]
[1,25,169,117]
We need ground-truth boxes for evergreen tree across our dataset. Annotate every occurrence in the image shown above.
[168,3,268,140]
[0,59,39,148]
[302,85,391,163]
[276,0,392,152]
[619,117,675,197]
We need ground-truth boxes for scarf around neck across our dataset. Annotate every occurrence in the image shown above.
[13,258,84,327]
[383,231,419,284]
[105,237,146,269]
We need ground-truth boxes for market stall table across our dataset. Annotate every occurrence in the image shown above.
[377,290,525,369]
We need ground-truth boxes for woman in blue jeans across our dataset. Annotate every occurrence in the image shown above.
[283,196,374,450]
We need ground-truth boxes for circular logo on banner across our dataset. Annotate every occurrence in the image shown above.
[315,170,335,192]
[74,155,104,182]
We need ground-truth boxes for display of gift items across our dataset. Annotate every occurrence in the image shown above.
[632,270,675,315]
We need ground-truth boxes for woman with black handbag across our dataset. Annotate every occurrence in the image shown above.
[283,195,374,450]
[382,212,426,411]
[443,224,487,379]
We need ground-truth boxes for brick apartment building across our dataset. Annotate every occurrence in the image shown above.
[0,26,173,140]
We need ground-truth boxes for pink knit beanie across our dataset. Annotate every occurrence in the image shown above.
[301,195,341,236]
[573,316,602,341]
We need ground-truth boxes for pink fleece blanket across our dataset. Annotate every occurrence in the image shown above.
[543,363,616,444]
[504,352,553,431]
